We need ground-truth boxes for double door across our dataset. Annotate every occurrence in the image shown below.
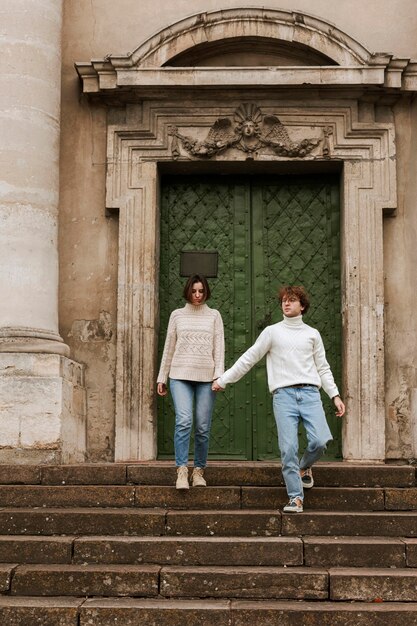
[158,175,341,460]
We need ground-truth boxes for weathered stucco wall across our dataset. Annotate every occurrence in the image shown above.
[60,0,417,460]
[59,88,117,461]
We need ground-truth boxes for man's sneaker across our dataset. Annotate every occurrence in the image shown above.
[192,467,207,487]
[283,497,303,513]
[300,467,314,489]
[176,466,189,490]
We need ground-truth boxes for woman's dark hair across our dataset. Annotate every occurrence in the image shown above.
[278,285,310,315]
[183,274,211,302]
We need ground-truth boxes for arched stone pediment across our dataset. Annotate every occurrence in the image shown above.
[133,8,367,68]
[75,7,417,94]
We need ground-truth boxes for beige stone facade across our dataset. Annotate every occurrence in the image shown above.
[1,0,417,463]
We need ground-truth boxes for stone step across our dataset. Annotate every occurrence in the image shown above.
[230,600,417,626]
[2,508,417,537]
[1,597,417,626]
[303,536,408,567]
[0,597,82,626]
[165,510,282,536]
[137,485,387,510]
[166,509,417,537]
[0,485,240,509]
[282,510,417,537]
[0,597,230,626]
[72,536,303,566]
[128,462,416,488]
[11,565,417,601]
[0,508,283,537]
[162,566,417,601]
[80,598,230,626]
[241,486,385,510]
[0,464,126,486]
[9,564,417,603]
[0,484,409,511]
[11,564,161,597]
[9,564,327,599]
[160,566,328,599]
[0,508,166,536]
[0,485,137,508]
[385,488,417,510]
[0,536,74,564]
[0,462,414,488]
[2,535,415,568]
[330,567,417,601]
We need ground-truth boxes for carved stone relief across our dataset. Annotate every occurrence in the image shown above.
[169,103,322,159]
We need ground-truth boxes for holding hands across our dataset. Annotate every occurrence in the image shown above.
[212,379,224,392]
[158,381,225,395]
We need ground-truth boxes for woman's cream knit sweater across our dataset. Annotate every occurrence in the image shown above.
[157,303,224,384]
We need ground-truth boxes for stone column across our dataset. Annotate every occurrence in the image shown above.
[0,0,86,463]
[0,0,67,355]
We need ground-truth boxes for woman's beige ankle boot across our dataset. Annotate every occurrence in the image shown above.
[176,466,189,490]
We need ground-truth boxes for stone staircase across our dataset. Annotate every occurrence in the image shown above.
[0,462,417,625]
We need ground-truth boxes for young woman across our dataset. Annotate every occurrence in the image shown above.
[157,274,224,489]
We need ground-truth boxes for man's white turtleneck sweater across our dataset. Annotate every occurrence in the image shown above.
[217,314,339,399]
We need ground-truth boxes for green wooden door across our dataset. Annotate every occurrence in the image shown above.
[158,175,341,460]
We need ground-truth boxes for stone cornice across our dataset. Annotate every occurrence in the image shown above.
[75,65,417,94]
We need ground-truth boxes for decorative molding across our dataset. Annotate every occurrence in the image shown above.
[0,327,65,341]
[0,327,70,357]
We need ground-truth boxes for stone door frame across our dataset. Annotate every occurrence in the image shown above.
[74,8,415,461]
[103,99,396,462]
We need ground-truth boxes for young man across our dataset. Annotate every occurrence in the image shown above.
[212,285,345,513]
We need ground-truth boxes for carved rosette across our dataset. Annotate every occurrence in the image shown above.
[169,104,322,160]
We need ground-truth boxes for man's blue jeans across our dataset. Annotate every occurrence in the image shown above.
[170,379,216,468]
[273,386,333,501]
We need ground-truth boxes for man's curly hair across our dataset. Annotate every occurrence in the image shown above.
[278,285,310,315]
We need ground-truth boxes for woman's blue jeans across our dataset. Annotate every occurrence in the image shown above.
[169,379,216,468]
[273,386,333,501]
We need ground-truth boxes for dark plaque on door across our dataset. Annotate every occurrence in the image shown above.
[180,251,218,278]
